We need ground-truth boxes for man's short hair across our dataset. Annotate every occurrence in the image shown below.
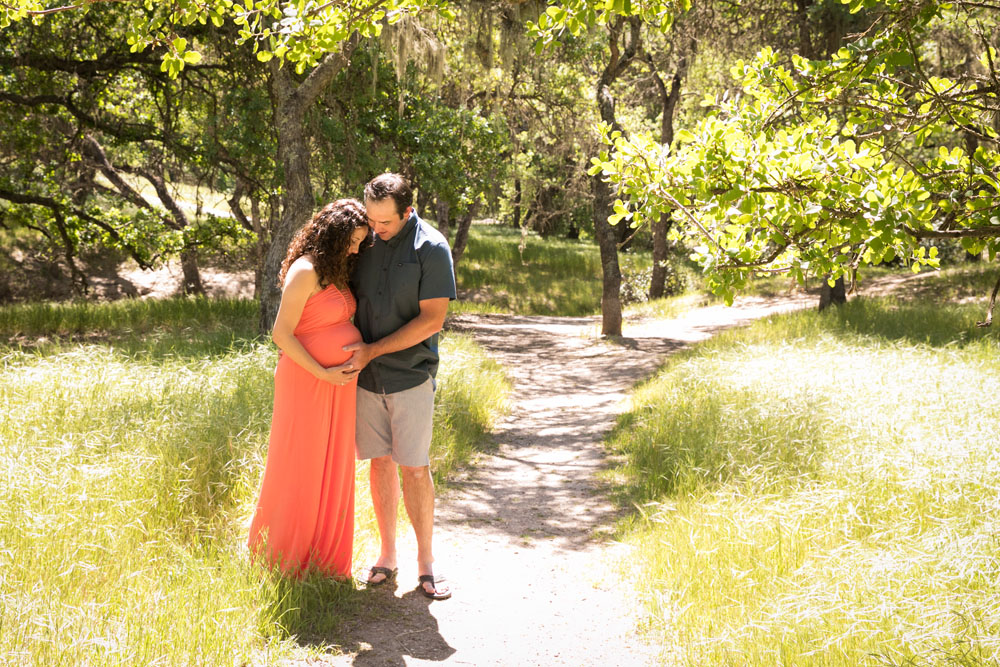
[364,173,413,218]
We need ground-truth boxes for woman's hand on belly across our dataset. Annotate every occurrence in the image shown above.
[318,361,361,386]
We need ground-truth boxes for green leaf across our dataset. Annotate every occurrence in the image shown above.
[884,49,912,68]
[256,50,274,62]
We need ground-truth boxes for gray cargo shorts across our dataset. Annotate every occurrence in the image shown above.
[355,377,435,467]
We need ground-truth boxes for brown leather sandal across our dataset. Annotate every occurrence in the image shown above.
[417,574,451,600]
[365,566,397,586]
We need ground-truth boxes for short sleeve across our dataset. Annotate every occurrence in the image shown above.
[418,241,457,301]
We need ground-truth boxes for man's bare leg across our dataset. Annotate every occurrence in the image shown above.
[368,455,400,583]
[401,464,448,597]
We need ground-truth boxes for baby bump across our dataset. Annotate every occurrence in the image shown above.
[298,321,362,367]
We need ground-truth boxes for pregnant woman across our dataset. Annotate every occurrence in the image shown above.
[248,199,371,578]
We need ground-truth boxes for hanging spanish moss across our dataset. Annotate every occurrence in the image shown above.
[380,14,447,115]
[499,1,545,70]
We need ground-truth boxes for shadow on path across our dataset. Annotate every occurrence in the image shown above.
[306,584,455,666]
[439,311,743,550]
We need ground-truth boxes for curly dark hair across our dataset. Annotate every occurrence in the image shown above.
[278,198,370,289]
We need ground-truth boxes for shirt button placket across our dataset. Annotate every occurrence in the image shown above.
[379,252,390,296]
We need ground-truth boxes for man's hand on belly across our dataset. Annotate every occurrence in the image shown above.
[342,341,376,372]
[344,297,448,368]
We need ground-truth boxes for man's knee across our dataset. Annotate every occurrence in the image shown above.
[371,455,395,471]
[370,456,399,487]
[399,466,434,496]
[400,464,431,483]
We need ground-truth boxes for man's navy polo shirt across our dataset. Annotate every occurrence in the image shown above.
[351,210,457,394]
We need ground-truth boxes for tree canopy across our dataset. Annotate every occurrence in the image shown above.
[591,0,1000,315]
[4,0,1000,328]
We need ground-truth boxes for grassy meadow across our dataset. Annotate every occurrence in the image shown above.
[452,224,659,316]
[0,298,508,666]
[607,293,1000,665]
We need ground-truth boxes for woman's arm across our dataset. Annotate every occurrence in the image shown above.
[271,258,355,385]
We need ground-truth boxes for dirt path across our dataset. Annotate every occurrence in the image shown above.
[319,287,854,667]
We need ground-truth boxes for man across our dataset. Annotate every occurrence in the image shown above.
[342,172,456,600]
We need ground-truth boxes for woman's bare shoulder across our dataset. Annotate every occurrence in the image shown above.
[289,254,317,273]
[284,255,320,290]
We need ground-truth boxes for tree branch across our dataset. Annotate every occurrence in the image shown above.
[227,179,254,233]
[80,135,152,210]
[135,169,189,232]
[901,223,1000,239]
[295,32,361,109]
[0,187,154,269]
[0,0,122,16]
[0,91,162,141]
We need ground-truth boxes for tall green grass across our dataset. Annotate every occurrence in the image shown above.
[455,225,611,316]
[890,260,1000,303]
[0,298,508,665]
[608,298,1000,665]
[0,297,258,339]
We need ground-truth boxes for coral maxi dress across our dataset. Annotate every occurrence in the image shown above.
[248,284,361,577]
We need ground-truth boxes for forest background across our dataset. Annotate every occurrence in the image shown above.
[4,0,1000,329]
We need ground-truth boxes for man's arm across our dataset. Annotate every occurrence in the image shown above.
[341,297,450,372]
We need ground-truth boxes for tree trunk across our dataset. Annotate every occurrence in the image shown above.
[260,69,312,331]
[81,135,203,294]
[616,216,632,245]
[794,0,815,58]
[180,249,204,295]
[417,187,431,219]
[650,212,670,299]
[591,17,641,336]
[435,198,451,240]
[52,212,89,295]
[452,210,475,267]
[512,178,522,228]
[140,167,205,296]
[250,194,265,298]
[804,5,857,310]
[593,175,623,335]
[818,276,846,311]
[648,54,687,300]
[259,42,357,333]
